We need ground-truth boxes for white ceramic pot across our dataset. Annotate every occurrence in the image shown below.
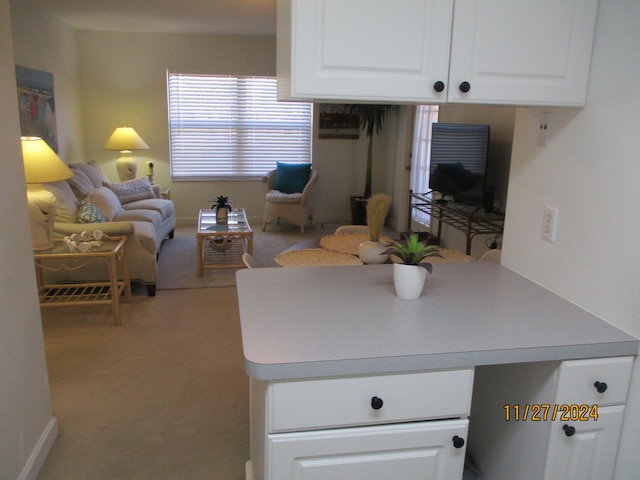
[393,263,427,300]
[358,241,389,264]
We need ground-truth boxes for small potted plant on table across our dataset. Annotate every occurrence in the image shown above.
[212,195,232,224]
[384,233,441,300]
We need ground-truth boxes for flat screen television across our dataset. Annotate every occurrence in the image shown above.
[429,123,490,205]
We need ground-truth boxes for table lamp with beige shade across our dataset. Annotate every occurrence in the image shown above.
[21,136,73,250]
[103,126,149,181]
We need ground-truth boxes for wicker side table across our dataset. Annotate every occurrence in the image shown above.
[33,236,131,325]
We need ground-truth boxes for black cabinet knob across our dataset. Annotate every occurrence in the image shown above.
[371,396,384,410]
[594,381,608,393]
[563,424,576,437]
[459,81,471,93]
[433,81,445,92]
[452,436,465,448]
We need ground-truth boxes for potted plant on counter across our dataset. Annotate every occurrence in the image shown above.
[212,195,232,224]
[383,233,442,300]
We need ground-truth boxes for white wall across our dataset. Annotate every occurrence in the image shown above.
[10,0,84,161]
[74,30,371,226]
[502,1,640,477]
[1,1,58,478]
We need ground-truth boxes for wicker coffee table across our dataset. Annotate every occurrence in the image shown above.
[197,208,253,276]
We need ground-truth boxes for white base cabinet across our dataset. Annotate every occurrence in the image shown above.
[277,0,599,106]
[544,405,625,480]
[268,420,469,480]
[468,356,633,480]
[249,368,475,480]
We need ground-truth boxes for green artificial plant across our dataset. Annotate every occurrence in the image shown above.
[211,195,232,211]
[383,233,442,273]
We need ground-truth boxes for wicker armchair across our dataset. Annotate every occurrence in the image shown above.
[262,168,319,234]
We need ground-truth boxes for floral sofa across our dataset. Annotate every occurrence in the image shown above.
[43,162,175,296]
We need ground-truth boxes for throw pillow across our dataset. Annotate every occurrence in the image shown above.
[86,186,122,221]
[67,168,95,198]
[43,180,80,224]
[274,162,311,194]
[104,177,156,204]
[69,162,107,188]
[77,199,106,223]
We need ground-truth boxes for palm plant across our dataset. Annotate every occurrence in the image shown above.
[346,104,399,198]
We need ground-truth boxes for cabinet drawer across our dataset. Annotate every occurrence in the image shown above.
[268,419,469,480]
[555,356,633,407]
[267,369,474,433]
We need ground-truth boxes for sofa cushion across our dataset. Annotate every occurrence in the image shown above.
[86,187,123,221]
[67,168,95,199]
[69,162,107,188]
[114,209,163,231]
[105,177,156,204]
[274,162,311,194]
[122,198,175,220]
[77,199,106,223]
[44,180,80,224]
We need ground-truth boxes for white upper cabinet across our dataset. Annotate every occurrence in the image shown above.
[448,0,599,106]
[277,0,599,106]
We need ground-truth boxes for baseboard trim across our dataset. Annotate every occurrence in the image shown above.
[245,460,254,480]
[18,416,58,480]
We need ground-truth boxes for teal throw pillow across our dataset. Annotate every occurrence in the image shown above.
[274,162,311,194]
[78,199,106,223]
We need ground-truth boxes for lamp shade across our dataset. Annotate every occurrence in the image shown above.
[104,127,149,151]
[21,136,73,184]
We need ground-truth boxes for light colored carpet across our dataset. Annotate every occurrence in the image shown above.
[36,222,342,480]
[39,286,248,480]
[156,223,340,290]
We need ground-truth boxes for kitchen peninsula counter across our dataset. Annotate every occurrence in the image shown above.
[237,263,639,480]
[236,263,638,380]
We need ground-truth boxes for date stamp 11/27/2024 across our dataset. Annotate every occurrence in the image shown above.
[504,404,599,422]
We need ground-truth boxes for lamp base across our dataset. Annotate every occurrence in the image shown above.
[116,152,138,182]
[27,185,56,251]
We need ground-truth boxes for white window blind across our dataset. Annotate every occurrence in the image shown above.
[167,73,312,180]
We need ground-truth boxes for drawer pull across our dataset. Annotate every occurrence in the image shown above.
[370,396,384,410]
[452,436,465,448]
[594,381,608,393]
[433,81,445,92]
[459,81,471,93]
[563,424,576,437]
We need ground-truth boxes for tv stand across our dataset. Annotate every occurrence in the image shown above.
[408,191,505,255]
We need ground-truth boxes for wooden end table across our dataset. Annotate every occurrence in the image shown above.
[33,236,131,325]
[197,208,253,276]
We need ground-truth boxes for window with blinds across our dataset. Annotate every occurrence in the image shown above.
[167,73,313,180]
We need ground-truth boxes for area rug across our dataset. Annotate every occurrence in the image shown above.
[156,223,340,290]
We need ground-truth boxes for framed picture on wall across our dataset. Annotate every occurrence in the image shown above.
[15,65,59,152]
[318,104,360,139]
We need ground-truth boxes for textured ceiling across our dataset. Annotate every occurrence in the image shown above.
[26,0,277,36]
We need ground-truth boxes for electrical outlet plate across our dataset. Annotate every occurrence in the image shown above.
[542,206,558,242]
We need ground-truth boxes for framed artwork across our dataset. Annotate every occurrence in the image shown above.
[318,104,360,139]
[15,65,58,152]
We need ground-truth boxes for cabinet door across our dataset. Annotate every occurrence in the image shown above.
[279,0,454,102]
[448,0,599,106]
[543,405,625,480]
[268,419,468,480]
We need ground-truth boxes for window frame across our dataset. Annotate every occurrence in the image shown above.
[167,72,313,181]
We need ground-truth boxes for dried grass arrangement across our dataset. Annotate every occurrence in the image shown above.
[366,193,392,242]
